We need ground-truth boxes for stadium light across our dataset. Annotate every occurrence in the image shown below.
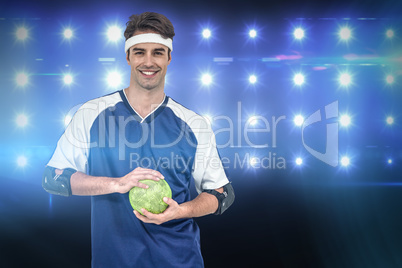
[293,28,305,40]
[341,156,350,167]
[16,26,28,41]
[107,26,122,42]
[249,29,257,38]
[16,72,29,87]
[340,114,351,127]
[294,115,304,126]
[17,155,27,167]
[201,73,212,85]
[293,73,305,86]
[249,75,257,84]
[202,29,211,39]
[339,27,352,41]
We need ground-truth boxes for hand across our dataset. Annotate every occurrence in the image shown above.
[115,167,164,194]
[133,197,182,225]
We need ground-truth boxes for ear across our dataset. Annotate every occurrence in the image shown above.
[167,52,172,65]
[126,52,130,65]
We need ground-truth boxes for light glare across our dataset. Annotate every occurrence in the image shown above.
[63,28,73,39]
[294,115,304,126]
[294,28,304,39]
[386,75,395,85]
[64,74,73,85]
[386,29,394,39]
[17,156,27,167]
[16,72,28,87]
[202,29,211,39]
[296,157,303,166]
[341,156,350,167]
[249,29,257,38]
[201,74,212,85]
[107,71,122,88]
[107,26,122,41]
[16,114,28,127]
[386,116,394,125]
[339,73,351,86]
[249,75,257,84]
[339,27,351,40]
[340,115,351,127]
[16,27,28,41]
[293,73,305,85]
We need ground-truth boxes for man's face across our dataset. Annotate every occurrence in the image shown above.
[126,32,171,91]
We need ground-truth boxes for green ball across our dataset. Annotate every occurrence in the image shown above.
[129,179,172,215]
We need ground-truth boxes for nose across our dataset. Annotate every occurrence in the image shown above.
[143,53,155,68]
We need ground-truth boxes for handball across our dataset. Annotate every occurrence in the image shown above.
[129,179,172,215]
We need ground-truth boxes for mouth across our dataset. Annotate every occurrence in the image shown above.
[139,70,159,77]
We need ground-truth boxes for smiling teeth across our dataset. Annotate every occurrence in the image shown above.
[142,71,156,75]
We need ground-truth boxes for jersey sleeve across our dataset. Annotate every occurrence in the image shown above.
[191,118,229,194]
[47,102,96,173]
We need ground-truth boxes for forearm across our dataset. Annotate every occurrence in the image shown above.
[177,188,223,218]
[70,171,118,196]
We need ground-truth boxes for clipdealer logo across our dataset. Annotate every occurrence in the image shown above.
[301,101,339,167]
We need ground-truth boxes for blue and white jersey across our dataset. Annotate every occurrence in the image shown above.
[47,89,229,267]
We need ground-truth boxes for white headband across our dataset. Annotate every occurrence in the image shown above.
[124,33,173,53]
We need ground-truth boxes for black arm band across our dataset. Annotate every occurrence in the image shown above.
[203,182,235,215]
[42,166,76,197]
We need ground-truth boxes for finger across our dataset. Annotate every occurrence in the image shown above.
[135,182,150,189]
[134,210,151,223]
[141,208,155,219]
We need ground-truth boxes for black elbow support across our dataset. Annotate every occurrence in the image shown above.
[42,166,76,197]
[203,182,235,215]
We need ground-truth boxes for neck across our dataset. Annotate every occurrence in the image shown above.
[124,86,165,118]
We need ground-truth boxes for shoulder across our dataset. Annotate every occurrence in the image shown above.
[166,97,210,131]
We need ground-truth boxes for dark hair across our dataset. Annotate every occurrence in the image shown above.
[124,12,175,58]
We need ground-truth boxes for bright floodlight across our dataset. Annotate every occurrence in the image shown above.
[202,29,211,39]
[249,29,257,38]
[249,75,257,84]
[16,27,28,41]
[107,71,122,88]
[294,115,304,126]
[16,114,28,127]
[64,74,73,85]
[339,27,352,40]
[17,155,27,167]
[293,73,305,86]
[293,28,304,40]
[248,116,258,126]
[340,115,351,127]
[107,26,122,42]
[16,72,28,87]
[63,28,73,39]
[386,75,395,85]
[295,157,303,166]
[201,73,212,85]
[386,29,394,39]
[386,116,394,125]
[250,157,259,167]
[339,73,351,86]
[387,158,393,164]
[341,156,350,167]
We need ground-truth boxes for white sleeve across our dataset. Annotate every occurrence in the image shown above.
[191,118,229,194]
[47,101,100,173]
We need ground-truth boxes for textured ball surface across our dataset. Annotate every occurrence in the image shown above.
[129,179,172,215]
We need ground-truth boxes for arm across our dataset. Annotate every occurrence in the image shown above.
[43,166,164,196]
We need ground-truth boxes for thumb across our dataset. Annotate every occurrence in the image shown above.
[163,197,173,204]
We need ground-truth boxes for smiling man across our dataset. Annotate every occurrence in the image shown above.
[42,12,234,267]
